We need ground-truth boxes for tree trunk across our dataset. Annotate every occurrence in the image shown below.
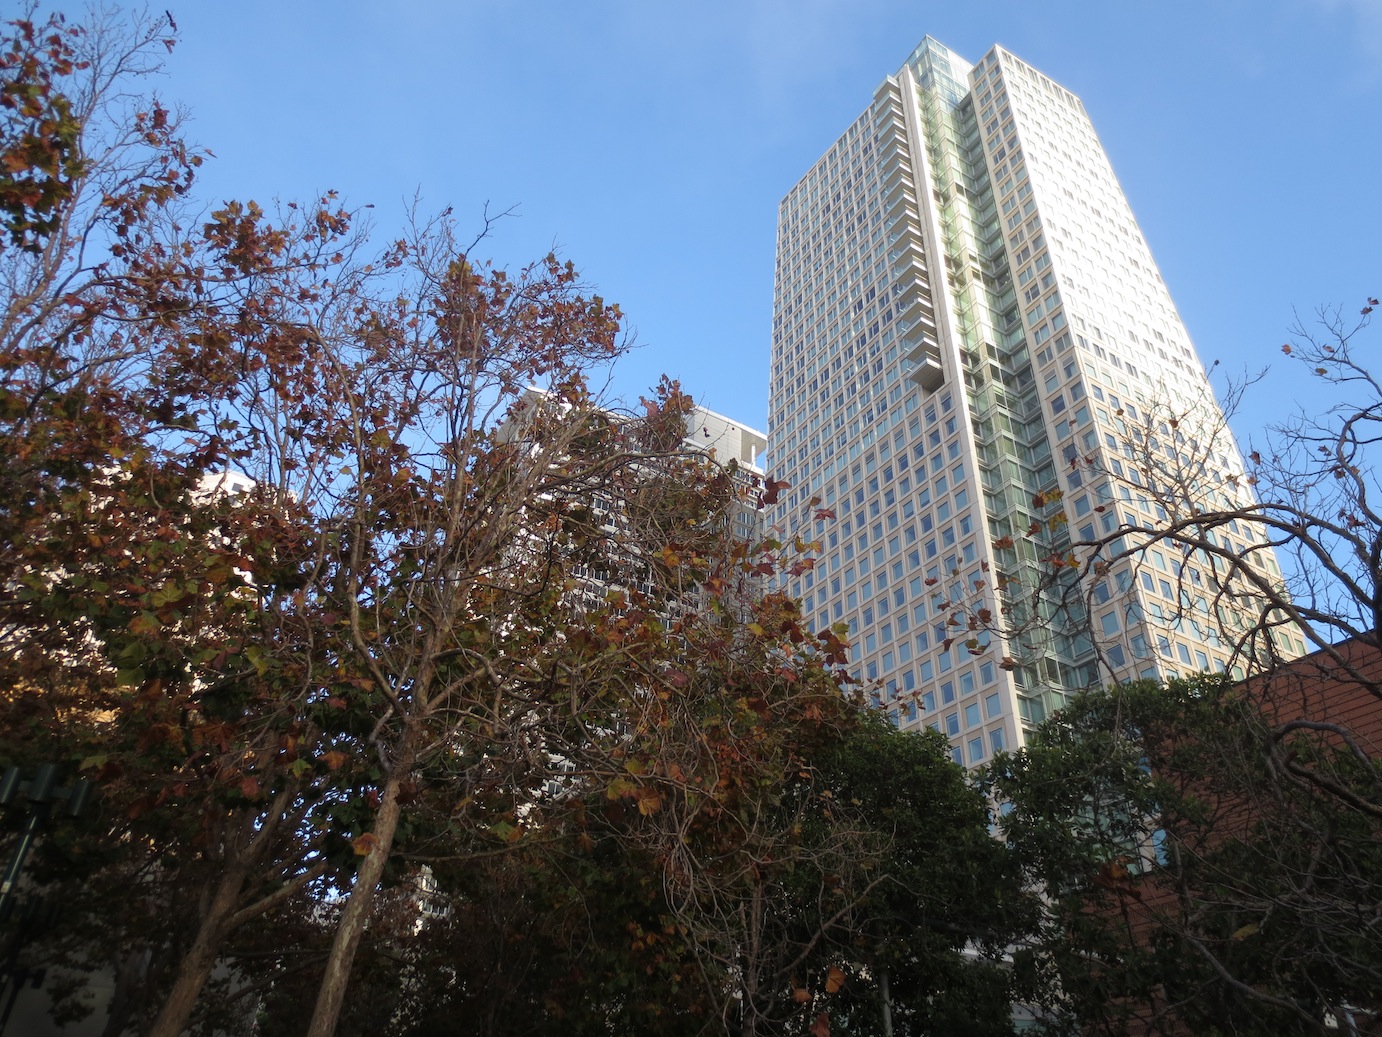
[144,857,248,1037]
[305,742,414,1037]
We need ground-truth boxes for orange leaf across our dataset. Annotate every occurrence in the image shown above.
[825,965,845,993]
[351,832,380,856]
[635,789,663,816]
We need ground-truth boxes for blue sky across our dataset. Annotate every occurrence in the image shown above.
[145,0,1381,454]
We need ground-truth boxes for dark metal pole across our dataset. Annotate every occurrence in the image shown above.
[0,810,45,922]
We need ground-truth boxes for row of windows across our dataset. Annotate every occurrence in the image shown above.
[782,50,1153,750]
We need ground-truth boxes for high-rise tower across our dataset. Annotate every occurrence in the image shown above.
[768,39,1301,762]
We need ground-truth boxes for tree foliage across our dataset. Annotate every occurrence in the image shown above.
[990,675,1382,1036]
[236,715,1031,1037]
[799,714,1034,1037]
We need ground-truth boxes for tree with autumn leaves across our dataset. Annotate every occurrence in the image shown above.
[0,8,1031,1037]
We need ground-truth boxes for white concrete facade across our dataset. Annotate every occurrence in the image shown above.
[768,39,1300,762]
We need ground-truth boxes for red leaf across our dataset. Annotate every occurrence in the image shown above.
[759,477,790,506]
